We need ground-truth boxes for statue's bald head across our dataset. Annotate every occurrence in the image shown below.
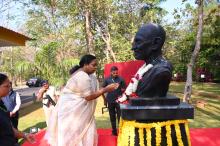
[137,23,166,45]
[132,23,166,61]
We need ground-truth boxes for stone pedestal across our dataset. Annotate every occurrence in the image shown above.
[118,95,194,146]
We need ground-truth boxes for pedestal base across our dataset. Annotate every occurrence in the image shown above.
[117,119,191,146]
[130,95,180,106]
[121,102,194,120]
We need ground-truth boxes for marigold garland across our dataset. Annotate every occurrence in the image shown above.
[185,123,191,146]
[175,123,184,146]
[139,128,144,146]
[118,119,191,146]
[166,125,172,146]
[118,118,123,146]
[155,125,161,146]
[124,125,129,146]
[146,128,151,146]
[130,126,135,146]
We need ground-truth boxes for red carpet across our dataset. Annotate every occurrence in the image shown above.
[190,128,220,146]
[22,128,220,146]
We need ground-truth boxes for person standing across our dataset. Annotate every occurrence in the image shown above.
[37,80,58,126]
[0,73,36,146]
[102,66,126,136]
[45,54,119,146]
[2,82,21,130]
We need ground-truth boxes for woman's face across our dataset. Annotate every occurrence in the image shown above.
[0,78,11,98]
[85,59,97,74]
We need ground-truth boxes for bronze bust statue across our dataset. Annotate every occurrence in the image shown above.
[132,23,172,98]
[118,23,194,146]
[117,23,173,103]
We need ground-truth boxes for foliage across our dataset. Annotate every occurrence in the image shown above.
[32,42,79,86]
[166,1,220,83]
[2,0,219,87]
[200,4,220,80]
[7,0,167,82]
[0,47,36,84]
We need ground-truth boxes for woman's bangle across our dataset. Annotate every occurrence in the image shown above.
[23,132,28,139]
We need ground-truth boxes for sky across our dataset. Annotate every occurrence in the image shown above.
[160,0,196,22]
[0,0,196,33]
[0,0,28,32]
[160,0,195,12]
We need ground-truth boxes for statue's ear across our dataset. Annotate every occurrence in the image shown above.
[152,37,162,50]
[153,37,162,44]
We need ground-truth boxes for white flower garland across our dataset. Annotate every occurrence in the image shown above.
[117,63,153,102]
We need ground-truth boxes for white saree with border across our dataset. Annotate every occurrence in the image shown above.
[45,69,98,146]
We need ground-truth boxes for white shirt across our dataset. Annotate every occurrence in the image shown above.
[2,91,21,113]
[41,86,57,106]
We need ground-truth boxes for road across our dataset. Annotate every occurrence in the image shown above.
[14,86,40,107]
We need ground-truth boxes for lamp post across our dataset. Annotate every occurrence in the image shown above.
[200,73,205,89]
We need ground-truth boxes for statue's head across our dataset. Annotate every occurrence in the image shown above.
[132,23,166,61]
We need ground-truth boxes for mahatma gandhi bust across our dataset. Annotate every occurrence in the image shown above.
[131,23,172,98]
[118,23,172,103]
[118,23,193,146]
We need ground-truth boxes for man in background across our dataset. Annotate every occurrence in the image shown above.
[37,80,58,126]
[2,82,21,130]
[102,66,126,136]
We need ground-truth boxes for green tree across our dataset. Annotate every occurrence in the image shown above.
[183,0,220,102]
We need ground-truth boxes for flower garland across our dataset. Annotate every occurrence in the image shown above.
[166,125,172,146]
[155,125,161,146]
[175,123,184,146]
[117,119,191,146]
[130,126,135,146]
[139,128,144,146]
[185,123,191,146]
[146,128,151,146]
[117,63,153,102]
[117,118,123,146]
[124,126,129,146]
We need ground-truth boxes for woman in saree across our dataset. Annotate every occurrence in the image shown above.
[46,54,118,146]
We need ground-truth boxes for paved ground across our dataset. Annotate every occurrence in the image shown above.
[14,86,40,107]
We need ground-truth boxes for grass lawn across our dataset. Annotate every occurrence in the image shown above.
[18,98,112,132]
[18,82,220,134]
[169,82,220,95]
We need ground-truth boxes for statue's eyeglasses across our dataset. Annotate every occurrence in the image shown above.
[132,37,162,49]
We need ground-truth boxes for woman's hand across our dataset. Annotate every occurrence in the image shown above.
[9,112,16,117]
[24,133,36,144]
[39,87,47,94]
[85,83,119,101]
[104,83,119,92]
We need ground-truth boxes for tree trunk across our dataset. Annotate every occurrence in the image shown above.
[108,45,116,62]
[100,30,116,63]
[106,33,116,62]
[84,10,94,54]
[106,48,110,63]
[183,0,203,103]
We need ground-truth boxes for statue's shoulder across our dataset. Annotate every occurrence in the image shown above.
[152,59,172,73]
[141,59,172,82]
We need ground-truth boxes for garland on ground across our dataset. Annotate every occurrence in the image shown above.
[118,119,191,146]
